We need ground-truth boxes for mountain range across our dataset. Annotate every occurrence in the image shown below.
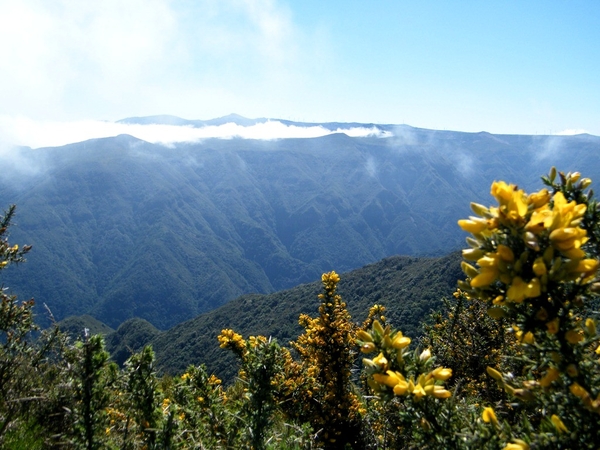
[1,115,599,330]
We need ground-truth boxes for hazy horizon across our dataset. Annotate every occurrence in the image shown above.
[1,0,598,148]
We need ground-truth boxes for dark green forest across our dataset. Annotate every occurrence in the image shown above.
[2,127,599,331]
[58,252,462,381]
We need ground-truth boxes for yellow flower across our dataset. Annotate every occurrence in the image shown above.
[372,370,405,389]
[470,202,490,216]
[550,414,568,433]
[372,352,388,370]
[430,367,452,381]
[482,406,498,426]
[490,181,528,223]
[431,385,451,399]
[532,257,547,276]
[419,348,431,361]
[360,342,376,353]
[486,366,503,381]
[549,227,587,252]
[570,382,589,400]
[458,217,489,234]
[503,440,529,450]
[393,379,409,395]
[506,277,541,302]
[573,259,599,277]
[321,270,340,284]
[412,383,426,400]
[496,245,515,262]
[208,374,222,385]
[372,320,385,336]
[470,268,498,288]
[569,171,581,183]
[461,261,480,279]
[525,208,553,234]
[392,334,411,349]
[539,367,560,387]
[528,188,551,209]
[357,330,373,342]
[520,331,534,345]
[462,248,485,261]
[565,329,583,344]
[162,398,171,415]
[546,318,560,335]
[585,318,597,336]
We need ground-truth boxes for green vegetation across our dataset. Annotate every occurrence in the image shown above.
[2,166,600,448]
[2,132,600,330]
[149,252,462,380]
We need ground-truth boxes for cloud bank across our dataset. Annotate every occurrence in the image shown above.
[554,129,588,136]
[0,116,392,149]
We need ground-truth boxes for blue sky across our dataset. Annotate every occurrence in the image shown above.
[0,0,599,146]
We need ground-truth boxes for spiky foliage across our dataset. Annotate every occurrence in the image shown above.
[277,271,365,449]
[457,168,600,448]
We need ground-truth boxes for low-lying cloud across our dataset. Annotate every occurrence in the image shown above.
[554,129,588,136]
[0,116,392,149]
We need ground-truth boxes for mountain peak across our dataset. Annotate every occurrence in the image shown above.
[116,114,263,128]
[117,115,192,126]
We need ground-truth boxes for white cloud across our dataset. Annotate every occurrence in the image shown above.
[0,0,318,122]
[0,116,392,148]
[554,129,588,136]
[0,0,178,119]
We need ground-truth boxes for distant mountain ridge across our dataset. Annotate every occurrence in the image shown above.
[1,117,599,330]
[116,113,382,130]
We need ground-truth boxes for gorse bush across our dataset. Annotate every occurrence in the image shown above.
[1,167,599,449]
[455,168,600,449]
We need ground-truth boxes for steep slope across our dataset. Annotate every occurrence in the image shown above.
[1,125,599,329]
[147,251,463,380]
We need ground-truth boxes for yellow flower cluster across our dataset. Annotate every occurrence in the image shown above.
[248,335,267,348]
[358,320,452,402]
[361,304,387,330]
[207,374,222,386]
[217,329,246,357]
[459,171,600,337]
[162,398,171,415]
[460,179,597,296]
[321,270,341,288]
[281,271,364,447]
[367,363,453,400]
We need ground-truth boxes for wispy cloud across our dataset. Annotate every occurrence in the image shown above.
[0,0,325,122]
[0,116,392,149]
[554,129,588,136]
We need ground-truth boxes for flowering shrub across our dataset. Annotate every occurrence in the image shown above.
[3,168,600,449]
[458,168,600,448]
[277,271,366,448]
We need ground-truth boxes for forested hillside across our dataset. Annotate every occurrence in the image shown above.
[94,251,462,380]
[3,167,600,449]
[1,121,599,330]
